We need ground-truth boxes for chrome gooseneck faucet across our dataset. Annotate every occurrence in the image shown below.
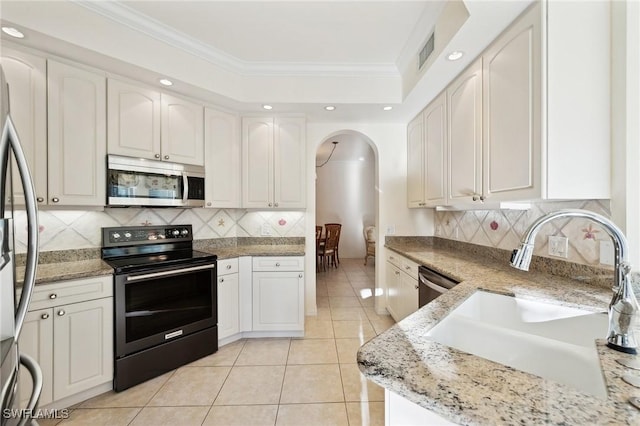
[510,209,639,354]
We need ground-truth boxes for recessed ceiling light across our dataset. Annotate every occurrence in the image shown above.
[159,78,173,86]
[324,106,336,111]
[262,104,273,110]
[447,51,464,61]
[383,106,393,111]
[2,27,24,39]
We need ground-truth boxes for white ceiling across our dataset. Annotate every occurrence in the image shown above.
[0,0,532,124]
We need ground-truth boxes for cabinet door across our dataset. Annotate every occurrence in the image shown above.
[424,92,448,206]
[447,58,483,203]
[483,7,541,200]
[252,271,304,331]
[0,48,48,206]
[107,78,161,160]
[274,117,306,208]
[47,60,106,206]
[406,113,425,208]
[204,108,241,208]
[385,263,402,322]
[242,117,274,208]
[399,273,419,320]
[217,273,240,340]
[161,93,204,166]
[53,298,113,400]
[18,308,54,407]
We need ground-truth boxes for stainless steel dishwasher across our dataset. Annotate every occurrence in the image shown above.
[418,266,460,308]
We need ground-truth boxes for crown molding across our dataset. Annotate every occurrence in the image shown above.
[73,0,399,78]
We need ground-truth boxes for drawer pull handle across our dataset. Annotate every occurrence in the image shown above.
[226,265,232,270]
[49,294,57,299]
[219,278,224,283]
[41,313,49,320]
[57,310,65,317]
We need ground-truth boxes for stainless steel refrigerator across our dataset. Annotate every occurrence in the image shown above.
[0,64,42,425]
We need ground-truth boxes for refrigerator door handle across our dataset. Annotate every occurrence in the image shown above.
[17,353,43,426]
[1,115,39,340]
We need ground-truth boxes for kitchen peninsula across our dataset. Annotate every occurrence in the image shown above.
[358,237,640,425]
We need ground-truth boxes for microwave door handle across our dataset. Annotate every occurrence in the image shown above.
[182,172,189,203]
[2,116,39,340]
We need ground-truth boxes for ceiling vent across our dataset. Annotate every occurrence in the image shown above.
[418,33,435,70]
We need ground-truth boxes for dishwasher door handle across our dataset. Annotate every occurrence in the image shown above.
[419,274,450,295]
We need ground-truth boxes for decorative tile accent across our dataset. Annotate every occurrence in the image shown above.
[12,208,305,253]
[434,200,612,267]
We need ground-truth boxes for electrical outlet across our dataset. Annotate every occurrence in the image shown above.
[548,235,568,258]
[600,240,614,265]
[386,225,395,235]
[261,223,272,236]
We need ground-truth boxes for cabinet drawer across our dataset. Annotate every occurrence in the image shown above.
[28,275,113,311]
[218,258,239,276]
[252,256,304,272]
[401,258,419,280]
[386,252,401,268]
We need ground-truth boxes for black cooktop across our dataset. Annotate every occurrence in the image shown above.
[104,249,217,274]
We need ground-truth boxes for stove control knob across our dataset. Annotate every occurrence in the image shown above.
[112,232,121,240]
[124,232,132,239]
[172,229,180,237]
[181,229,189,236]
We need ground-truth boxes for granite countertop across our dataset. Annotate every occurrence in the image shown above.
[16,259,114,286]
[198,244,305,259]
[358,241,640,425]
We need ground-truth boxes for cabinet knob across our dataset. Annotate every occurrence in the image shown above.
[164,155,170,160]
[275,262,280,267]
[395,271,400,276]
[36,197,44,203]
[219,278,224,283]
[57,310,65,316]
[268,203,272,207]
[49,293,57,299]
[226,264,232,270]
[415,285,419,290]
[405,266,411,270]
[155,154,161,159]
[299,273,303,278]
[207,202,212,207]
[41,313,49,320]
[274,202,279,207]
[51,197,59,203]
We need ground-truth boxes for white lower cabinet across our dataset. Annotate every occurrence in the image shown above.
[251,257,304,331]
[386,389,455,426]
[217,258,240,340]
[385,252,419,322]
[18,276,113,407]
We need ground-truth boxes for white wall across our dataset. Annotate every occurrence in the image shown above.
[316,158,375,259]
[304,122,435,316]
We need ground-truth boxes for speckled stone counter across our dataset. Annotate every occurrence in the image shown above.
[358,241,640,425]
[198,244,305,259]
[16,259,114,286]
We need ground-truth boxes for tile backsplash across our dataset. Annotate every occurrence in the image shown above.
[12,208,305,253]
[434,200,612,267]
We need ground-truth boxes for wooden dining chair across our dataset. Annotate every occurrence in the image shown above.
[364,225,375,265]
[324,223,342,265]
[315,226,323,271]
[318,224,340,271]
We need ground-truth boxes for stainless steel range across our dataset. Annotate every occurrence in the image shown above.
[101,225,217,392]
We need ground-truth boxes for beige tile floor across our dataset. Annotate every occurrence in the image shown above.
[41,258,393,426]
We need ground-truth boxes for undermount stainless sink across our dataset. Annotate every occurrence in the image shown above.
[425,291,608,398]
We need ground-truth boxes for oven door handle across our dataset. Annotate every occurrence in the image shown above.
[126,263,215,282]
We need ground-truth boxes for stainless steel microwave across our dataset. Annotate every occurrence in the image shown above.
[107,155,205,207]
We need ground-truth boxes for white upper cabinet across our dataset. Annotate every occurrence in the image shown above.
[406,113,425,208]
[204,107,241,208]
[0,47,48,206]
[107,78,161,160]
[447,58,483,204]
[482,0,610,201]
[242,116,306,209]
[161,93,204,166]
[108,79,204,166]
[47,60,106,206]
[423,92,447,206]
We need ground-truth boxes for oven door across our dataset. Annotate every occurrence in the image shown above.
[114,261,217,357]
